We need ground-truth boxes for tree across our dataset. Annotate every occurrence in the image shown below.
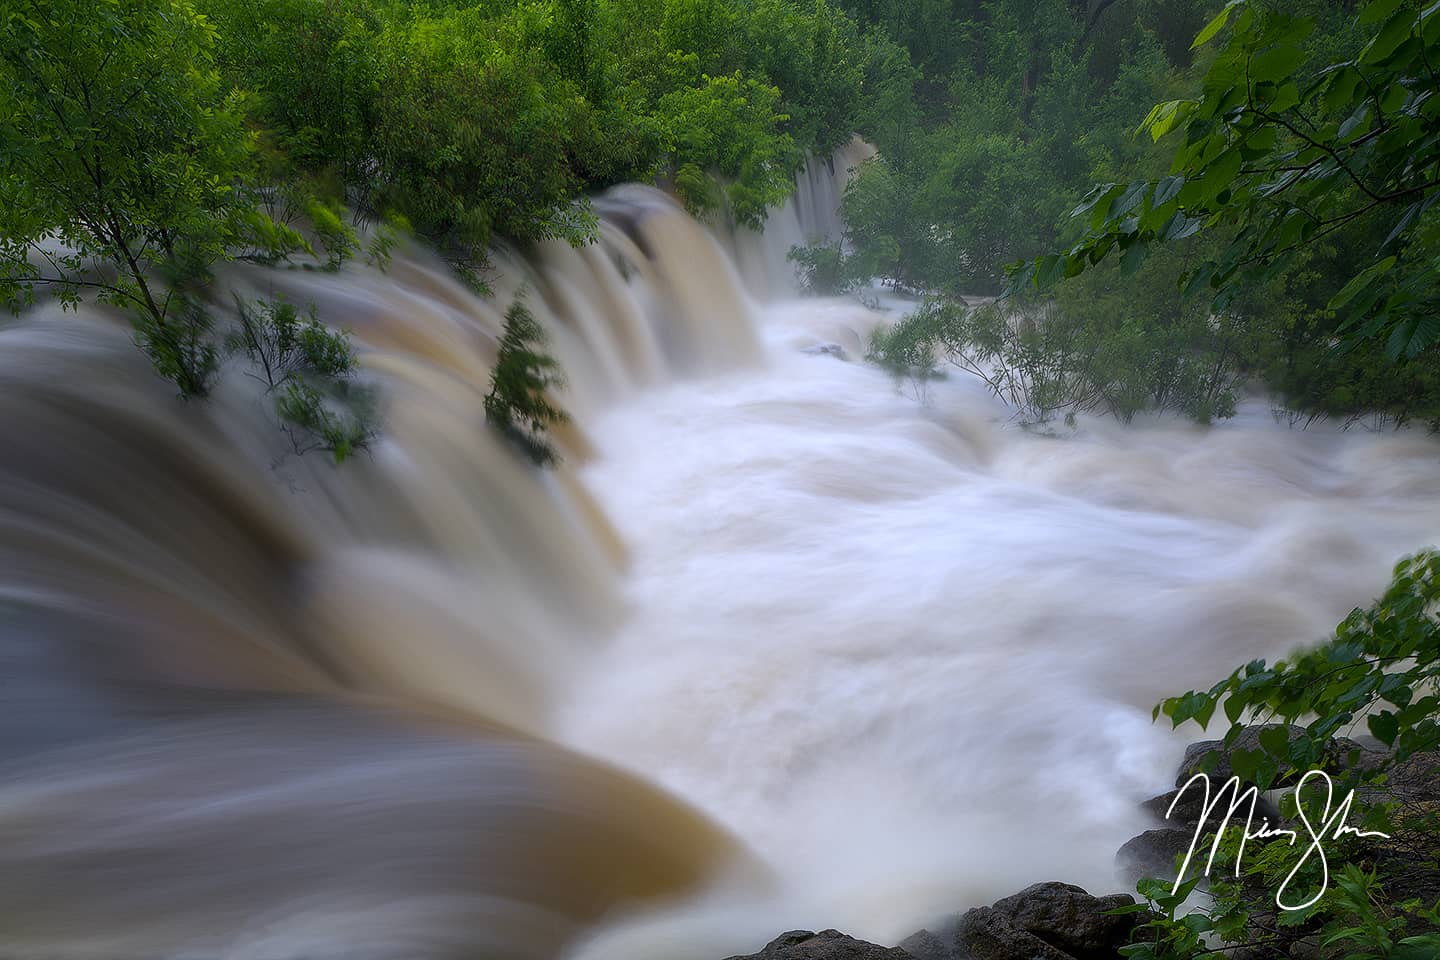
[1014,0,1440,359]
[0,0,270,395]
[484,300,569,467]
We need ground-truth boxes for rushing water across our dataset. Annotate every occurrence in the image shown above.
[2,150,1439,960]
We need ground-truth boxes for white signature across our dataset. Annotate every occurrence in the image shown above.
[1166,769,1391,911]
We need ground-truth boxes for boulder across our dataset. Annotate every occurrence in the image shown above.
[987,883,1141,958]
[1141,786,1283,834]
[1115,828,1192,885]
[905,882,1144,960]
[801,343,849,361]
[723,929,914,960]
[896,927,958,960]
[955,906,1071,960]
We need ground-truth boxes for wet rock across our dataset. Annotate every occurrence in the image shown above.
[723,929,914,960]
[1115,828,1192,885]
[801,343,848,360]
[905,882,1144,960]
[1174,725,1367,789]
[956,906,1072,960]
[1141,786,1284,834]
[987,882,1141,958]
[896,927,958,960]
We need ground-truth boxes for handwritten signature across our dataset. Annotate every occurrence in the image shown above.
[1166,770,1391,911]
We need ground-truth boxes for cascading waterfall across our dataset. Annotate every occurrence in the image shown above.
[719,135,876,300]
[0,184,772,960]
[5,147,1440,960]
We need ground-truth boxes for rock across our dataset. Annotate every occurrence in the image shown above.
[1141,787,1284,834]
[1358,749,1440,805]
[1355,749,1440,908]
[955,907,1071,960]
[801,342,848,360]
[909,882,1145,960]
[896,928,959,960]
[1115,828,1192,885]
[723,929,914,960]
[988,882,1141,958]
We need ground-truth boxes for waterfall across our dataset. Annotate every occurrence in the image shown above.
[0,185,770,960]
[6,149,1440,960]
[719,136,877,300]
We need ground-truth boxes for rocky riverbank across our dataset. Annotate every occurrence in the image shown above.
[722,729,1440,960]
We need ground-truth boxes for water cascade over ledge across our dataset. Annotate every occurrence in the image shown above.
[4,161,1440,960]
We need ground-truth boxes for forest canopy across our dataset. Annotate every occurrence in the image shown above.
[2,0,1439,434]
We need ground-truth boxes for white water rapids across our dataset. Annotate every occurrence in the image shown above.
[2,146,1439,959]
[563,301,1440,957]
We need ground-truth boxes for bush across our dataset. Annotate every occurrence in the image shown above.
[230,296,376,462]
[867,289,1241,426]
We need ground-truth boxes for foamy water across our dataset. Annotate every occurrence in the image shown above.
[558,298,1440,955]
[4,163,1439,960]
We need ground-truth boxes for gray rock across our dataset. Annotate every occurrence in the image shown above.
[989,882,1141,958]
[801,343,848,360]
[1141,787,1284,834]
[955,907,1073,960]
[1115,828,1192,886]
[723,929,914,960]
[896,928,960,960]
[914,882,1145,960]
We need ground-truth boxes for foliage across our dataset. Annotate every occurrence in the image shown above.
[1131,550,1440,960]
[202,0,380,189]
[867,272,1244,426]
[658,72,798,226]
[1017,0,1440,359]
[230,296,376,462]
[485,299,569,467]
[4,0,906,450]
[0,0,258,396]
[788,243,854,296]
[192,0,906,254]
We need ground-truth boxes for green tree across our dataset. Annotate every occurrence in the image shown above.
[1018,0,1440,358]
[0,0,267,395]
[485,299,569,467]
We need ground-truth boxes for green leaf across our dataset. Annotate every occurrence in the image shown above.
[1251,45,1304,84]
[1258,725,1292,758]
[1329,256,1395,310]
[1153,175,1185,208]
[1361,8,1417,65]
[1368,710,1400,746]
[1140,100,1196,142]
[1323,67,1361,114]
[1193,1,1245,50]
[1361,0,1406,24]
